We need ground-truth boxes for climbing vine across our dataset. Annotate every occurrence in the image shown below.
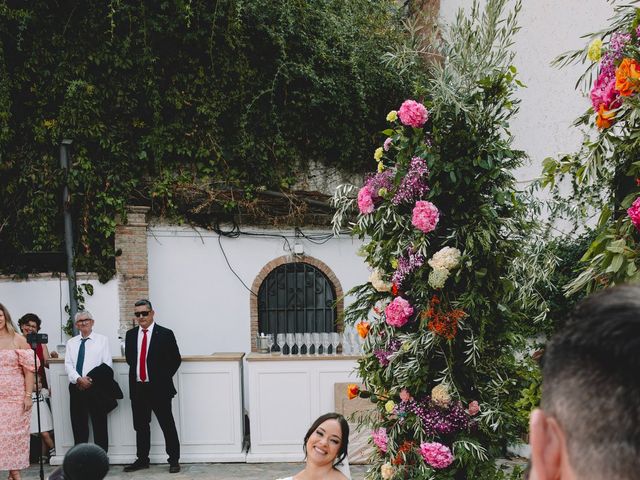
[0,0,413,280]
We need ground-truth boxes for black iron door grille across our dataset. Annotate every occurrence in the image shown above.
[257,262,337,334]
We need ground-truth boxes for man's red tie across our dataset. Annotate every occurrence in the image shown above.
[140,329,148,382]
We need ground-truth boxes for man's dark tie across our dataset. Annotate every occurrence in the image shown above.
[76,337,89,376]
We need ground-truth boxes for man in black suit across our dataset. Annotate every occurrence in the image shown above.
[123,299,182,474]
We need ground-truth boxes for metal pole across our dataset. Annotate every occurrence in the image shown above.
[60,139,78,335]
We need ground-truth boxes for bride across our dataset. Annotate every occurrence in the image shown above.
[276,412,351,480]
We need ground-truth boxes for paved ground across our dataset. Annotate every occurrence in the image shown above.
[17,462,370,479]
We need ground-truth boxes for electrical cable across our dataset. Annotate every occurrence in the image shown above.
[197,218,354,297]
[216,233,258,297]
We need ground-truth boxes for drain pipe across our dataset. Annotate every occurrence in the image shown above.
[60,139,78,335]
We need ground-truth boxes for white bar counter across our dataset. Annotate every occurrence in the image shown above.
[245,353,361,463]
[48,353,246,465]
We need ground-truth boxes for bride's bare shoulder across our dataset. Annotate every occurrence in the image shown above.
[331,470,349,480]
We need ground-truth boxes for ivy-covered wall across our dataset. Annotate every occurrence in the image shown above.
[0,0,412,280]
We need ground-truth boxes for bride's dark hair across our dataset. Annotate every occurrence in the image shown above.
[303,412,350,466]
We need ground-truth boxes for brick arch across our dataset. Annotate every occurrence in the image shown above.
[249,255,344,352]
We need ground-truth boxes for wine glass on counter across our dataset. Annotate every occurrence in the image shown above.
[285,333,294,355]
[348,328,358,355]
[276,333,285,355]
[321,333,330,356]
[294,333,303,355]
[311,332,320,355]
[331,332,341,355]
[302,332,311,355]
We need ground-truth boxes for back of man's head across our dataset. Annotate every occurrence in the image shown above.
[530,283,640,480]
[62,443,109,480]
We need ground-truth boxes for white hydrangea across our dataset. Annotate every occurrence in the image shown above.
[431,383,451,407]
[428,267,449,289]
[381,463,394,479]
[428,246,461,271]
[369,269,392,292]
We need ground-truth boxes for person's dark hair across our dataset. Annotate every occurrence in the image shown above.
[303,412,350,466]
[135,299,153,310]
[18,313,42,330]
[62,443,109,480]
[541,283,640,479]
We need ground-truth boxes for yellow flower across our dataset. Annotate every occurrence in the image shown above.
[378,187,388,197]
[385,400,395,413]
[390,258,398,269]
[374,147,384,162]
[386,110,398,122]
[43,119,55,129]
[377,162,384,173]
[587,38,603,62]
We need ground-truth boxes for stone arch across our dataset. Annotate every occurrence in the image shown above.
[249,255,344,352]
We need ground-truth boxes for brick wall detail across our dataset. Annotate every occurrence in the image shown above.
[115,205,150,337]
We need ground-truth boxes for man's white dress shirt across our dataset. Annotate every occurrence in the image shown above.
[65,331,112,384]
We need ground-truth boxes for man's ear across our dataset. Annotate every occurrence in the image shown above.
[529,408,567,480]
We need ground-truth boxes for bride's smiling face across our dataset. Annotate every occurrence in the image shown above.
[305,419,343,466]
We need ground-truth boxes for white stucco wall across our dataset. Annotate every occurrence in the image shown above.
[0,277,120,355]
[147,226,368,355]
[440,0,614,184]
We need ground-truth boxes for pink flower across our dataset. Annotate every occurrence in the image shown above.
[372,428,388,453]
[400,388,413,402]
[467,400,480,416]
[383,137,393,151]
[357,185,375,214]
[398,100,429,128]
[385,296,414,327]
[628,196,640,232]
[590,71,619,111]
[411,200,439,233]
[419,442,454,469]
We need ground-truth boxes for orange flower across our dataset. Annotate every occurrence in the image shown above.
[347,384,360,400]
[392,440,415,465]
[356,321,371,338]
[596,104,615,129]
[616,58,640,96]
[422,296,465,340]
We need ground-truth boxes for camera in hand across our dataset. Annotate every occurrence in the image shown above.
[26,332,48,345]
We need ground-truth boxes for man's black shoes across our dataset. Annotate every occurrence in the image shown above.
[169,463,181,473]
[123,459,150,472]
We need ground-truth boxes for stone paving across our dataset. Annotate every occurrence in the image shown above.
[18,462,370,479]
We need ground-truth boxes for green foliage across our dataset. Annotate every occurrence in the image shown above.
[0,0,411,279]
[334,1,542,478]
[541,3,640,294]
[513,357,541,432]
